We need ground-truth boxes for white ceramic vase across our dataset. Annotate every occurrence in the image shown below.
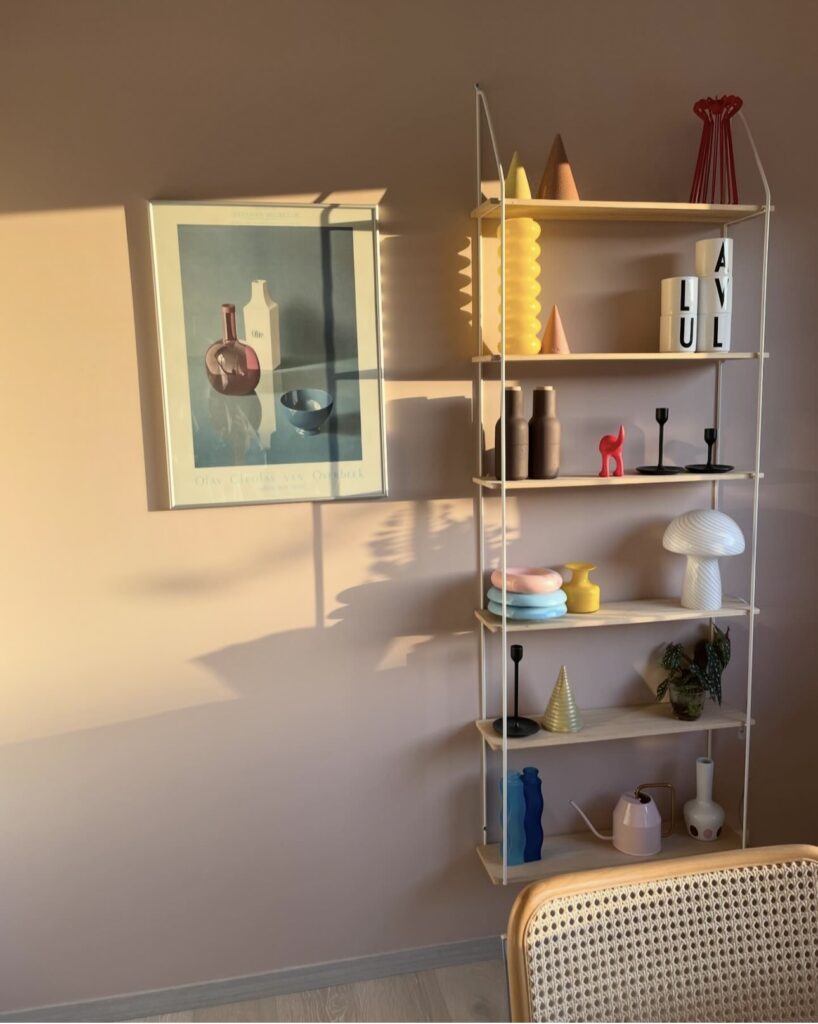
[684,756,725,842]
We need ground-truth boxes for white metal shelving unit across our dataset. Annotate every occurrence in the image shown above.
[472,85,772,885]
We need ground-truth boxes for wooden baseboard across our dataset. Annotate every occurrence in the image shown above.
[0,935,503,1022]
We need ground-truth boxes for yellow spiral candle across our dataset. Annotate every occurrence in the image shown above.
[499,152,542,355]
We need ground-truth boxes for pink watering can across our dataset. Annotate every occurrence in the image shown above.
[570,783,675,857]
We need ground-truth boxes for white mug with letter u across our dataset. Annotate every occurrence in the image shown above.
[659,313,697,352]
[699,275,732,314]
[660,276,698,315]
[698,313,731,352]
[695,237,733,277]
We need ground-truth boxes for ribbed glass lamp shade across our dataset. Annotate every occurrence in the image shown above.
[663,509,745,610]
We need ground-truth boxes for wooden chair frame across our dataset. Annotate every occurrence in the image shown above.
[506,844,818,1022]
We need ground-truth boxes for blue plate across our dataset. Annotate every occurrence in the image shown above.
[487,600,568,621]
[487,586,567,608]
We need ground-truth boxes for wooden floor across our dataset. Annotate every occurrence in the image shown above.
[131,959,509,1023]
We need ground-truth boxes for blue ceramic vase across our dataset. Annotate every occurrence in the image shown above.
[522,766,544,862]
[500,771,526,865]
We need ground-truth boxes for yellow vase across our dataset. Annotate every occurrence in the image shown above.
[563,563,600,613]
[499,153,542,355]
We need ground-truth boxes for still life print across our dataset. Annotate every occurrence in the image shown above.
[149,201,387,508]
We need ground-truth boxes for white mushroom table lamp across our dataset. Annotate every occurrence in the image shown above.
[663,509,745,610]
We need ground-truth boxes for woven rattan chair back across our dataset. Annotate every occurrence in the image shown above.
[506,844,818,1022]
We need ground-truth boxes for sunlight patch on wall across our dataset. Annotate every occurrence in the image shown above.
[320,189,387,205]
[0,206,323,746]
[375,634,435,671]
[227,188,386,206]
[481,176,501,200]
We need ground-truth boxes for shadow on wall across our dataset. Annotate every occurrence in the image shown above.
[196,498,477,690]
[378,214,475,380]
[185,496,509,925]
[387,395,473,500]
[0,493,515,1010]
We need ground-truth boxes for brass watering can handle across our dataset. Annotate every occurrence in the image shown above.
[636,782,676,838]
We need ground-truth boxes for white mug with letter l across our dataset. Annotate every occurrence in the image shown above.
[660,276,698,315]
[698,313,731,352]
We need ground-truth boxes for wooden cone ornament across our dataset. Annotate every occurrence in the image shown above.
[538,134,580,201]
[542,304,570,354]
[543,665,582,732]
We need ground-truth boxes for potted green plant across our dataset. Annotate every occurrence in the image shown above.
[656,625,731,721]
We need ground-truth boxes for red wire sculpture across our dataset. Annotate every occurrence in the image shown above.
[689,95,743,204]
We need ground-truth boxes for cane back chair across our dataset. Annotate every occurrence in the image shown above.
[506,844,818,1022]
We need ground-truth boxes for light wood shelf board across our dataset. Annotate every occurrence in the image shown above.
[475,597,755,633]
[473,351,767,363]
[473,471,760,490]
[476,702,751,753]
[472,198,770,223]
[476,826,742,885]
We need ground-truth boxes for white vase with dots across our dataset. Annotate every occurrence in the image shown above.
[684,756,725,842]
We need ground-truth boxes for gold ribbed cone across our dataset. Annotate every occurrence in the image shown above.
[543,665,582,732]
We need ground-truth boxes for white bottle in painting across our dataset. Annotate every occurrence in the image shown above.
[684,756,725,842]
[243,279,281,372]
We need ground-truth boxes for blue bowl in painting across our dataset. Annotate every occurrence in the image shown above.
[280,388,334,435]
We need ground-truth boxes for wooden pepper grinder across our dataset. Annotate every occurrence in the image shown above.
[494,385,529,480]
[529,385,560,479]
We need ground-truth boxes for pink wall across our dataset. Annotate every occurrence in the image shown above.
[1,0,816,1012]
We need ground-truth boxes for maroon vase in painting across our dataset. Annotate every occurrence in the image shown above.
[205,303,261,396]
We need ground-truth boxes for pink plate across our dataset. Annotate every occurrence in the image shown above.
[490,566,563,594]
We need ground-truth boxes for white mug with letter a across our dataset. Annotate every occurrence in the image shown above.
[695,237,733,277]
[660,276,698,315]
[660,313,697,352]
[698,313,732,352]
[699,275,732,314]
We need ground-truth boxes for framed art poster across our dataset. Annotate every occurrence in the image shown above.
[149,201,387,507]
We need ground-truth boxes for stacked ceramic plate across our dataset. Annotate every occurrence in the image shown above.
[487,567,567,621]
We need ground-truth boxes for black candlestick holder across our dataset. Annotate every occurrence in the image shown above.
[636,407,686,475]
[493,644,540,738]
[686,427,734,473]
